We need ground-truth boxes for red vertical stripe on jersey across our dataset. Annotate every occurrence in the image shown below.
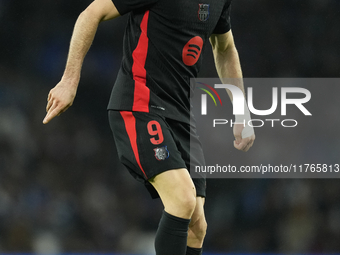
[132,11,150,112]
[120,111,148,179]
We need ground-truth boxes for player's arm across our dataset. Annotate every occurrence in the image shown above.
[210,31,255,152]
[210,30,243,93]
[43,0,120,124]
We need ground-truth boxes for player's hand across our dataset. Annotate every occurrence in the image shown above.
[43,80,78,124]
[233,123,255,152]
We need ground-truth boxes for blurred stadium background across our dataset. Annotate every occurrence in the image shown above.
[0,0,340,254]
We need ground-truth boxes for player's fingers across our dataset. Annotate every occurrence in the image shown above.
[242,136,255,152]
[43,102,61,124]
[46,98,53,112]
[234,134,242,145]
[57,105,69,116]
[248,135,255,149]
[234,136,254,152]
[43,101,70,123]
[243,142,252,152]
[43,113,51,124]
[234,139,247,151]
[249,138,255,148]
[43,109,59,124]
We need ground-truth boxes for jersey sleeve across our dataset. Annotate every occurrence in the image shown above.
[112,0,158,15]
[212,0,232,34]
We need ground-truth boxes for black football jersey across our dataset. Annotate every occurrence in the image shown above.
[108,0,232,123]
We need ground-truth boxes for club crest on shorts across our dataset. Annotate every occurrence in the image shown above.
[198,4,210,22]
[154,146,169,161]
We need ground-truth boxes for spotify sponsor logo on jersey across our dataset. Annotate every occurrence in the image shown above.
[182,36,203,66]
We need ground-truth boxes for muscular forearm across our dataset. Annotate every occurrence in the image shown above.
[211,31,244,100]
[62,9,101,85]
[213,45,244,100]
[213,45,242,80]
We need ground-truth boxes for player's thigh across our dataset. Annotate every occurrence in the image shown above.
[165,118,207,198]
[149,168,196,201]
[149,168,197,218]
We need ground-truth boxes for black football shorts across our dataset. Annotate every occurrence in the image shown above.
[108,110,206,199]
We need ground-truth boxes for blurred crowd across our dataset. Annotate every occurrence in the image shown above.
[0,0,340,253]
